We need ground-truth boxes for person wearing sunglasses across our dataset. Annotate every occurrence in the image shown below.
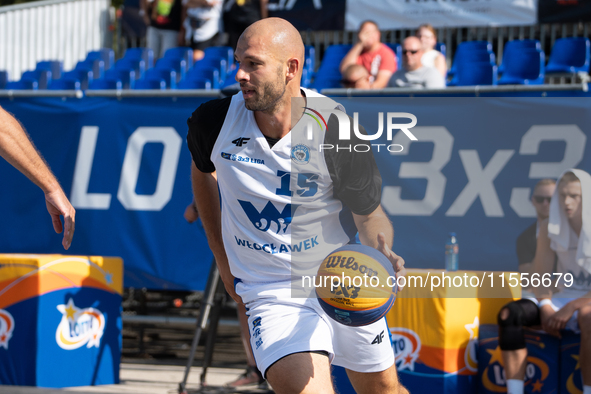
[340,64,371,89]
[339,20,397,89]
[387,37,445,89]
[498,170,591,394]
[516,178,557,277]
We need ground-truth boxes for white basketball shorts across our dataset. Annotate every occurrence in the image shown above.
[236,280,395,377]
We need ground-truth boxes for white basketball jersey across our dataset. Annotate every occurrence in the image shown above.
[552,227,591,291]
[210,89,357,284]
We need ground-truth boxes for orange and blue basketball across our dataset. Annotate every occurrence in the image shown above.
[315,244,397,327]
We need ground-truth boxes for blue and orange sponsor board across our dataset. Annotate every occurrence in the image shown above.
[384,270,519,393]
[0,254,122,387]
[560,331,582,394]
[478,324,559,394]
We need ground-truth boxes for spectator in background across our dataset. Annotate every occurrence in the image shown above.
[142,0,184,59]
[223,0,268,51]
[121,0,147,49]
[341,64,371,89]
[340,20,397,89]
[182,0,222,62]
[516,179,557,278]
[388,37,445,89]
[416,24,447,77]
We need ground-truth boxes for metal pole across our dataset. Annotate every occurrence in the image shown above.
[178,259,220,394]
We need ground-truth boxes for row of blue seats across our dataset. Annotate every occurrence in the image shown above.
[311,37,590,90]
[0,45,317,91]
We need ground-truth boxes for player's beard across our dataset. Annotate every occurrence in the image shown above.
[244,67,286,113]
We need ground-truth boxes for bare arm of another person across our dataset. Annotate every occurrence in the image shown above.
[434,54,447,77]
[340,42,364,74]
[371,69,393,89]
[190,163,241,303]
[353,205,406,288]
[260,0,268,19]
[0,107,75,250]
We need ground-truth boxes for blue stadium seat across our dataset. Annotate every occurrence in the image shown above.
[448,41,494,78]
[186,67,220,89]
[0,71,7,89]
[385,43,402,63]
[104,68,136,89]
[21,70,52,89]
[203,46,233,71]
[222,67,237,88]
[76,59,105,79]
[144,68,176,88]
[134,79,166,90]
[88,79,122,90]
[448,51,496,86]
[546,37,591,74]
[499,39,542,74]
[114,58,146,79]
[305,45,315,72]
[163,47,193,69]
[317,45,352,77]
[156,57,187,81]
[124,48,154,68]
[48,78,81,90]
[455,62,498,86]
[36,61,62,80]
[436,42,446,58]
[63,69,93,90]
[311,76,342,92]
[498,49,545,85]
[5,79,38,90]
[193,57,227,82]
[87,49,115,70]
[301,68,311,88]
[178,78,212,89]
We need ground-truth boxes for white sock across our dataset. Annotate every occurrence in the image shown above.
[506,379,524,394]
[583,385,591,394]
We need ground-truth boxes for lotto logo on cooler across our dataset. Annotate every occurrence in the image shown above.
[56,299,105,350]
[0,309,14,350]
[303,107,418,153]
[390,327,421,371]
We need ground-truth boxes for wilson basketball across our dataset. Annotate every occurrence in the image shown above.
[315,244,397,327]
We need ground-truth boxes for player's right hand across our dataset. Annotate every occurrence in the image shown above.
[45,189,75,250]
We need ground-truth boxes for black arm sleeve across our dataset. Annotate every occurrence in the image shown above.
[324,113,382,215]
[186,96,232,173]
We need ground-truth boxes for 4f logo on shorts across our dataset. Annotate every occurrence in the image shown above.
[232,137,250,147]
[371,330,384,345]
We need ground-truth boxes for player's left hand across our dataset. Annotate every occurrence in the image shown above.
[184,201,199,223]
[543,304,574,337]
[377,232,405,291]
[45,189,75,250]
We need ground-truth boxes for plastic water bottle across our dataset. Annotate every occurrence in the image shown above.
[445,233,459,271]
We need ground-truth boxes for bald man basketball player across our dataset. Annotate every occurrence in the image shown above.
[187,18,407,394]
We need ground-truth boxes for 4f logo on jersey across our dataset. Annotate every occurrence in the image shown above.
[0,309,15,350]
[372,330,385,345]
[232,137,250,147]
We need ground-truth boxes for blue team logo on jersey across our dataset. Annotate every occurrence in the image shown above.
[291,144,310,164]
[238,200,300,234]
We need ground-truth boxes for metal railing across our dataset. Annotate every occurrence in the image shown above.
[0,0,111,80]
[302,23,591,70]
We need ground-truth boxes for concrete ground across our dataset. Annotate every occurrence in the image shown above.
[0,362,273,394]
